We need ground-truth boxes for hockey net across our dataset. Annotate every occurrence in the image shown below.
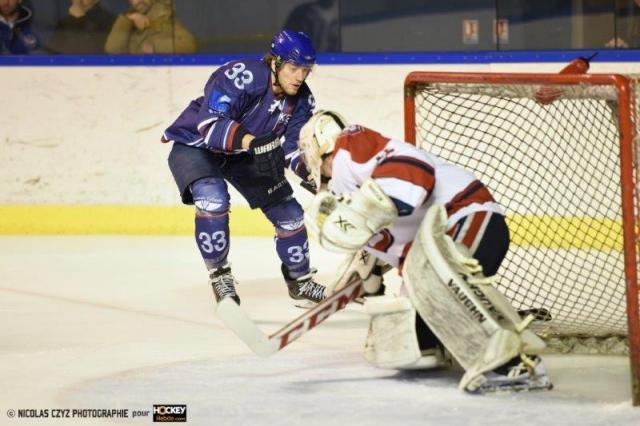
[404,71,640,403]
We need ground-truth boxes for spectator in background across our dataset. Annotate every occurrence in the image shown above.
[47,0,115,54]
[105,0,196,54]
[0,0,39,54]
[606,0,640,48]
[284,0,340,52]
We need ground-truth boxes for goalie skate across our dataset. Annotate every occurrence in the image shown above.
[464,355,553,395]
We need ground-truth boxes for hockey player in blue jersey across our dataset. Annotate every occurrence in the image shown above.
[163,30,326,305]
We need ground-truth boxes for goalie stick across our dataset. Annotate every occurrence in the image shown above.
[215,273,364,357]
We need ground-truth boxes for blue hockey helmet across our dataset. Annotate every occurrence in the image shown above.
[270,29,316,68]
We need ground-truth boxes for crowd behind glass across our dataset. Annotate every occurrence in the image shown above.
[2,0,639,55]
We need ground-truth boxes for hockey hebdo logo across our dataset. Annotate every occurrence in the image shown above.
[153,405,187,423]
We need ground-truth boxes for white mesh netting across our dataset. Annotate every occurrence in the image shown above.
[411,80,635,354]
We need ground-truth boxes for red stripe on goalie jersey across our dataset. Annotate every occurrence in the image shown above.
[446,222,461,239]
[333,126,391,164]
[445,180,496,216]
[372,156,435,193]
[369,229,394,253]
[398,241,413,275]
[448,211,493,254]
[461,211,487,248]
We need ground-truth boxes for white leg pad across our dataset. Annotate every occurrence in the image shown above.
[402,205,547,390]
[363,296,445,369]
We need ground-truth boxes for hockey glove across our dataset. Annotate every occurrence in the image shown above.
[249,133,285,181]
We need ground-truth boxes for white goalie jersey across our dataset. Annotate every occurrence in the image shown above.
[328,125,504,269]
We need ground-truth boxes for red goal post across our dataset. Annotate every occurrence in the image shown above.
[404,71,640,405]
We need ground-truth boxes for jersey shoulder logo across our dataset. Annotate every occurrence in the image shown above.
[208,90,232,113]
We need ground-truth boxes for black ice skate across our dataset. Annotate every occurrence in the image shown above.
[210,262,240,304]
[281,265,326,305]
[465,354,553,394]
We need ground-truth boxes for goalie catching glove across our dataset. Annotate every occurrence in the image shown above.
[305,179,398,253]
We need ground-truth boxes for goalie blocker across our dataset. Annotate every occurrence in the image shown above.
[402,205,552,393]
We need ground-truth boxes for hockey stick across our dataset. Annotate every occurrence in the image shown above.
[216,169,363,356]
[285,168,316,207]
[216,273,364,357]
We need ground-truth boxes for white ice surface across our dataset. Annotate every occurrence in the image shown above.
[0,236,639,425]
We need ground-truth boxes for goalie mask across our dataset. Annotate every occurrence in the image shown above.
[299,110,348,189]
